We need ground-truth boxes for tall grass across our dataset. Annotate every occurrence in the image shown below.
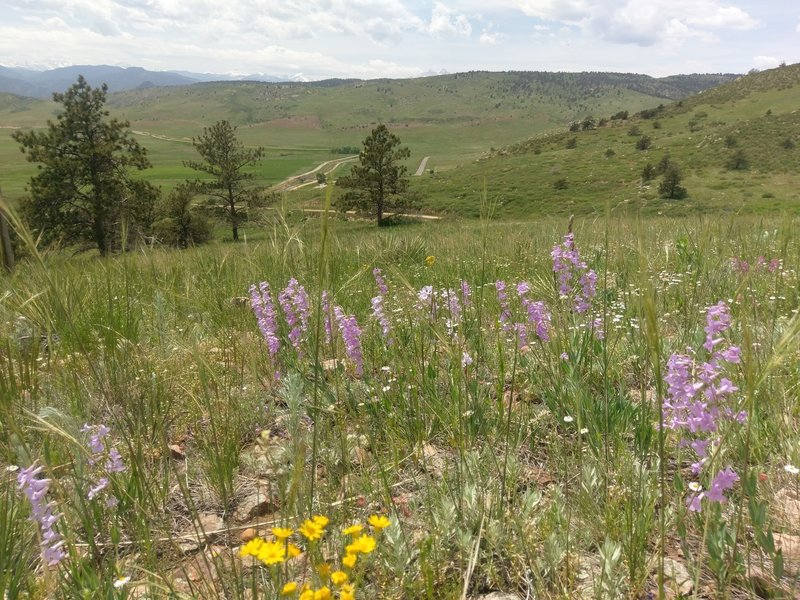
[2,209,800,598]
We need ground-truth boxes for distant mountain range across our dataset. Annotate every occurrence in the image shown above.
[0,65,294,98]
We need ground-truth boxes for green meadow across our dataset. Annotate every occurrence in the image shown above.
[2,66,800,599]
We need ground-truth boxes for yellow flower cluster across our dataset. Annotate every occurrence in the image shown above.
[243,514,391,599]
[239,538,286,565]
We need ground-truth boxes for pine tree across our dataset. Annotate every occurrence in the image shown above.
[13,76,157,254]
[185,121,265,241]
[336,125,414,226]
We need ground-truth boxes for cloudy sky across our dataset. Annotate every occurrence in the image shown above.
[1,1,798,79]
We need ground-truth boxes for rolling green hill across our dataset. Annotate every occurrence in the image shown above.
[0,71,735,202]
[403,64,800,219]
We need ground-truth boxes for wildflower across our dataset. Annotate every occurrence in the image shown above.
[425,255,435,266]
[371,295,392,341]
[299,517,327,541]
[280,279,311,355]
[312,515,330,528]
[784,464,800,475]
[705,467,739,504]
[334,307,364,377]
[251,282,281,359]
[342,524,363,536]
[83,424,124,506]
[287,542,302,557]
[368,514,391,531]
[318,562,331,579]
[495,280,512,331]
[461,351,473,368]
[373,268,389,296]
[563,415,574,423]
[254,540,286,565]
[340,583,356,600]
[342,552,357,568]
[272,527,293,540]
[113,576,131,589]
[282,582,298,595]
[300,590,314,600]
[346,534,376,555]
[460,280,472,307]
[331,571,348,585]
[17,462,66,566]
[314,587,332,600]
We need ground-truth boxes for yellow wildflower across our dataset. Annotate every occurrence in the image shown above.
[299,590,314,600]
[281,582,298,595]
[317,562,331,579]
[342,524,363,536]
[272,527,294,540]
[299,519,324,541]
[287,542,303,558]
[255,540,286,565]
[330,571,348,586]
[314,587,332,600]
[425,255,435,266]
[368,515,391,531]
[340,584,355,600]
[240,538,264,557]
[346,534,376,555]
[312,515,330,528]
[342,552,357,568]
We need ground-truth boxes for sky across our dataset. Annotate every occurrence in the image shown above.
[1,1,799,80]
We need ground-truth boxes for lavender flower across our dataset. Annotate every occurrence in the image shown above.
[250,282,280,358]
[17,462,66,566]
[461,351,473,368]
[373,268,389,296]
[460,280,472,308]
[279,278,310,355]
[82,424,125,507]
[551,233,596,313]
[662,301,743,511]
[371,295,392,342]
[334,306,364,376]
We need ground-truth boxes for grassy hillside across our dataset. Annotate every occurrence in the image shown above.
[0,71,735,203]
[402,64,800,219]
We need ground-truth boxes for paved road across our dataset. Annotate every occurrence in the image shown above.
[414,156,431,176]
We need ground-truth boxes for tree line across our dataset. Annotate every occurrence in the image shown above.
[9,76,415,256]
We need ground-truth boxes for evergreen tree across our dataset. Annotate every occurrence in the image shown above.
[658,165,688,199]
[13,76,157,255]
[185,121,265,241]
[336,125,414,227]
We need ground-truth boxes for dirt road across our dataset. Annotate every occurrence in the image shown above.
[414,156,430,176]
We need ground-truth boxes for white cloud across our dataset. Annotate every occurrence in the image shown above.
[504,0,757,46]
[427,3,472,36]
[752,55,779,69]
[479,30,499,44]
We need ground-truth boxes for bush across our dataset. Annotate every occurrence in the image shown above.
[726,149,748,171]
[553,178,569,190]
[780,138,795,150]
[154,185,213,248]
[627,125,641,137]
[635,136,652,151]
[641,163,656,182]
[565,137,577,149]
[658,165,688,199]
[604,148,616,158]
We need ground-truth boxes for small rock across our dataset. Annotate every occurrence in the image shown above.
[177,513,225,552]
[474,594,522,600]
[235,489,279,523]
[662,557,693,597]
[169,444,186,460]
[774,532,800,577]
[421,443,446,476]
[240,528,257,543]
[774,488,800,528]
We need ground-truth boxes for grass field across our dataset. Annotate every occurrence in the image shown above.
[3,208,800,598]
[0,71,737,207]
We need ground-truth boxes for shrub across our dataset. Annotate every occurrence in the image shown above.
[635,136,652,151]
[565,137,577,149]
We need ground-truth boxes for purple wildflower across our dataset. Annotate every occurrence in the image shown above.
[461,351,473,368]
[373,268,388,296]
[460,280,472,308]
[279,278,310,355]
[250,282,280,358]
[334,306,364,376]
[552,233,596,313]
[17,462,66,566]
[371,295,392,342]
[83,424,125,507]
[705,467,739,504]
